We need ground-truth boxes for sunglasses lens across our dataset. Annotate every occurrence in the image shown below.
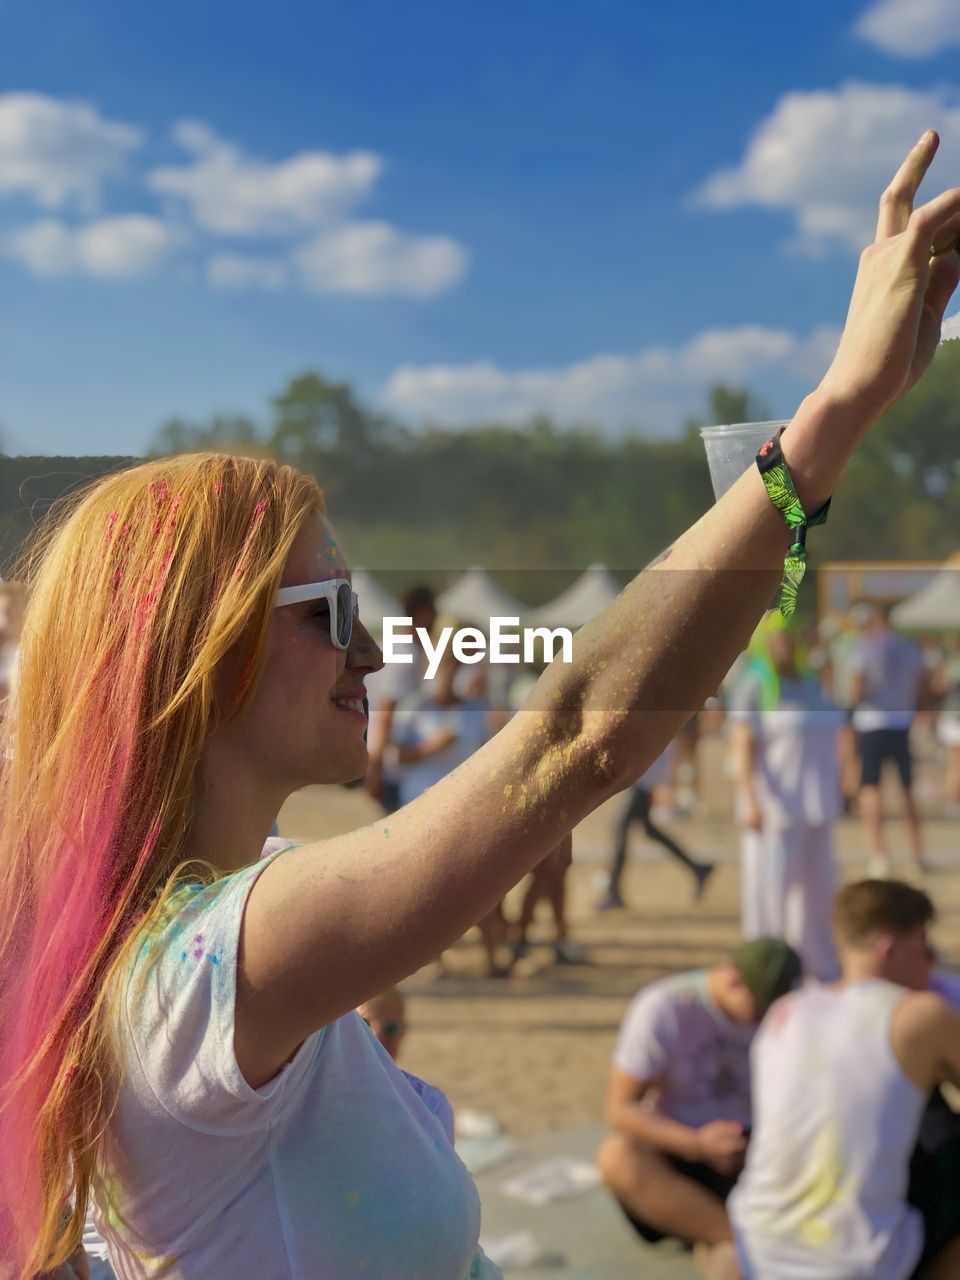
[336,582,354,647]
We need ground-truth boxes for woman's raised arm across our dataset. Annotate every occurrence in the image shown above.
[235,133,960,1088]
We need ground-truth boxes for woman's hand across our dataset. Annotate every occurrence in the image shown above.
[818,131,960,422]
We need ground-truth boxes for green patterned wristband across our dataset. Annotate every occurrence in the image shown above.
[756,427,830,618]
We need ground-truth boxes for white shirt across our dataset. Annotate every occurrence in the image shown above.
[365,654,428,786]
[94,847,500,1279]
[730,981,926,1280]
[635,742,676,791]
[613,970,754,1129]
[392,695,489,807]
[851,631,924,732]
[729,673,844,830]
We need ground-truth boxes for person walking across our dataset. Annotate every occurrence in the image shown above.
[599,742,714,911]
[852,604,928,875]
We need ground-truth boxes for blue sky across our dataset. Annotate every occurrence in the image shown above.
[1,0,960,455]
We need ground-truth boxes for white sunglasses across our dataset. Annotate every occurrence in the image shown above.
[274,578,359,649]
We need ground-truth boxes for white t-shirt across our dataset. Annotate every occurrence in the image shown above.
[392,696,489,807]
[365,655,428,787]
[730,981,926,1280]
[613,970,754,1130]
[728,673,844,830]
[851,631,924,732]
[94,848,500,1280]
[635,742,676,792]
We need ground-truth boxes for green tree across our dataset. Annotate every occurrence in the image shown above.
[149,414,262,457]
[682,384,772,437]
[268,373,397,464]
[820,342,960,560]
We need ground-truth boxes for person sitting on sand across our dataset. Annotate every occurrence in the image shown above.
[730,880,960,1280]
[596,939,801,1274]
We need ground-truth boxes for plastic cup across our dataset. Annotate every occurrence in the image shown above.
[699,420,786,500]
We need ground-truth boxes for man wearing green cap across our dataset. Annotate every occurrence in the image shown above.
[596,938,802,1264]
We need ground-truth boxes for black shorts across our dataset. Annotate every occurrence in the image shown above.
[858,727,912,788]
[379,779,402,814]
[621,1157,738,1245]
[908,1090,960,1276]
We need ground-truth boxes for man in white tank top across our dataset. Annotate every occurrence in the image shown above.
[730,880,960,1280]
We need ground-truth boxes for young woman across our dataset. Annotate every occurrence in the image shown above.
[1,132,959,1279]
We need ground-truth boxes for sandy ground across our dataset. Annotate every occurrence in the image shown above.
[277,730,960,1142]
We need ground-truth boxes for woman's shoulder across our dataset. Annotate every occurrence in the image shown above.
[127,846,290,987]
[113,844,317,1131]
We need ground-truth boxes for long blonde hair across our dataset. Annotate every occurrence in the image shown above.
[0,453,323,1276]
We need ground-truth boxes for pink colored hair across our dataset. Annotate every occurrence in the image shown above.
[0,453,322,1276]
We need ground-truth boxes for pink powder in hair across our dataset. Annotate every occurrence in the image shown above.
[0,672,164,1268]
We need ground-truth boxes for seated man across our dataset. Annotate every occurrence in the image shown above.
[731,879,960,1280]
[596,938,801,1269]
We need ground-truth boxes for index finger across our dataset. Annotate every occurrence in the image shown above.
[875,130,940,241]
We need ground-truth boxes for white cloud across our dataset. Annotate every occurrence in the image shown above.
[942,311,960,340]
[0,104,469,299]
[206,253,289,291]
[695,82,960,254]
[4,216,182,278]
[855,0,960,57]
[380,325,840,433]
[0,93,141,211]
[295,221,469,297]
[148,121,382,236]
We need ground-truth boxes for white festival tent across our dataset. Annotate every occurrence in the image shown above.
[436,567,527,628]
[351,568,403,633]
[528,563,621,629]
[890,553,960,630]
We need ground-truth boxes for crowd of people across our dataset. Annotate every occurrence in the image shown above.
[0,134,959,1280]
[359,585,960,990]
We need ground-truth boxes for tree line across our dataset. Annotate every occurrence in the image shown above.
[3,345,957,589]
[148,343,960,590]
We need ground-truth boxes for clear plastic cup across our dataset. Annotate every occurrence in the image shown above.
[699,420,786,500]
